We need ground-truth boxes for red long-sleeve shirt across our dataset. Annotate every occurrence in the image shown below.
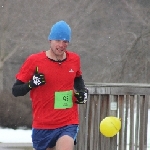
[16,50,82,129]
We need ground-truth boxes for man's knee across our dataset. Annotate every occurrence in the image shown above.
[56,135,74,150]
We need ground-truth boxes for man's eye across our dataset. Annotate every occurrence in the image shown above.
[63,41,69,44]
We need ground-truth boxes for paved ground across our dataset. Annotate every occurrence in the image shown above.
[0,143,32,150]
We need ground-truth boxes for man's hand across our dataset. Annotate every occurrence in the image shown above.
[74,88,88,104]
[28,67,46,89]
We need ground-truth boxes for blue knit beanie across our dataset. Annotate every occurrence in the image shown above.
[48,20,71,42]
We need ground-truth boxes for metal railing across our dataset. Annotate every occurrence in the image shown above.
[75,83,150,150]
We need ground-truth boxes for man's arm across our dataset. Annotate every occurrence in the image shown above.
[12,80,31,97]
[12,67,46,97]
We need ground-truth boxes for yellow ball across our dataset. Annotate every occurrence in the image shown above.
[100,116,121,137]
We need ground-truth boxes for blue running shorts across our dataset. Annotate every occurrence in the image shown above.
[32,124,79,150]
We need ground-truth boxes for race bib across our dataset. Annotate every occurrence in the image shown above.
[54,90,73,109]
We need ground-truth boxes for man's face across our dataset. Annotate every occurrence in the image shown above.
[50,40,69,56]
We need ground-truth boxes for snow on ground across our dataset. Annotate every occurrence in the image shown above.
[0,128,32,143]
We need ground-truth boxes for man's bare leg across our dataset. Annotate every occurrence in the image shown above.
[56,135,74,150]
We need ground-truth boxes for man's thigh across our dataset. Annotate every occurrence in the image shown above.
[56,135,74,150]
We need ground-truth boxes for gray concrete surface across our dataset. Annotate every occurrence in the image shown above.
[0,143,32,150]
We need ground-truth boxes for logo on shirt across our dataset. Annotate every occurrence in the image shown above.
[69,69,74,72]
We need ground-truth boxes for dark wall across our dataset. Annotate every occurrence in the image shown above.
[1,0,150,91]
[1,0,150,128]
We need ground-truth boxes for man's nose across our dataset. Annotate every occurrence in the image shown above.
[59,41,64,47]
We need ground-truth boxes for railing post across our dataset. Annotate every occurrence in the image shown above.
[109,95,118,150]
[100,94,110,150]
[124,95,129,150]
[135,95,140,150]
[129,95,135,150]
[139,95,149,150]
[118,95,125,150]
